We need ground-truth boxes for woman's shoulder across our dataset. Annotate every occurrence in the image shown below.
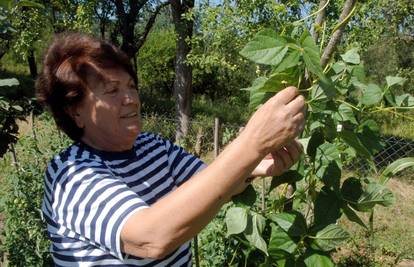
[47,142,105,174]
[135,131,171,146]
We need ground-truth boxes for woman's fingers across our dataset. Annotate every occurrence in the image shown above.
[286,94,306,115]
[284,140,302,163]
[271,140,303,174]
[274,86,299,105]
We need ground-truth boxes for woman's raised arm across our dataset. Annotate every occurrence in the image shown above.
[120,86,305,259]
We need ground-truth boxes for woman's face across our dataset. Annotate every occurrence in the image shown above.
[72,68,141,152]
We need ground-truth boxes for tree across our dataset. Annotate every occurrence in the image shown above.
[170,0,194,141]
[9,1,45,78]
[111,0,169,62]
[94,0,114,39]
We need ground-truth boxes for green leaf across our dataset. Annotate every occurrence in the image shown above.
[269,170,303,193]
[321,161,341,192]
[244,212,268,255]
[351,65,367,83]
[315,143,341,179]
[386,76,407,88]
[302,47,323,78]
[357,120,384,155]
[269,211,307,237]
[395,94,414,107]
[0,78,19,87]
[299,137,310,154]
[379,157,414,184]
[301,33,319,53]
[342,204,368,229]
[311,224,350,251]
[351,77,368,91]
[225,207,248,236]
[355,182,395,211]
[245,77,272,111]
[11,105,23,112]
[259,70,299,93]
[268,224,297,255]
[340,130,373,160]
[240,29,288,66]
[301,34,335,98]
[304,251,335,267]
[336,104,357,124]
[361,83,383,106]
[275,258,298,267]
[0,0,12,9]
[307,130,324,160]
[16,0,44,8]
[274,50,301,72]
[242,76,267,91]
[341,48,360,65]
[341,177,363,203]
[232,184,257,206]
[384,88,396,106]
[314,187,342,229]
[332,61,346,74]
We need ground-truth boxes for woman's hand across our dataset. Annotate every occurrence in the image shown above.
[241,86,305,157]
[251,139,303,177]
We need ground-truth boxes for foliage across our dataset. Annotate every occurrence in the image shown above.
[188,0,292,99]
[0,95,26,158]
[10,3,46,62]
[1,113,71,266]
[221,24,414,265]
[137,28,176,95]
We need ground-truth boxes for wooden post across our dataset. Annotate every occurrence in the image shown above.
[10,143,18,171]
[193,235,200,267]
[214,117,220,158]
[261,178,266,211]
[31,111,38,144]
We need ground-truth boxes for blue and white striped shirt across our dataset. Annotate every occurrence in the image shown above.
[41,132,206,266]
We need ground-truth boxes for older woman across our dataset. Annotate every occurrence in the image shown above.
[36,32,305,266]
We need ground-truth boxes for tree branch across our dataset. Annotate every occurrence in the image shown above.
[312,0,328,43]
[136,1,170,52]
[320,0,357,68]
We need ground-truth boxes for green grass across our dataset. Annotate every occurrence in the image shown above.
[1,114,414,266]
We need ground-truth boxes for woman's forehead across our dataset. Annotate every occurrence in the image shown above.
[87,68,135,91]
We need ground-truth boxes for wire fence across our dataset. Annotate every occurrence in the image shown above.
[347,136,414,174]
[142,115,414,175]
[6,114,414,176]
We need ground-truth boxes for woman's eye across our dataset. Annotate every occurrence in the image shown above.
[106,88,118,95]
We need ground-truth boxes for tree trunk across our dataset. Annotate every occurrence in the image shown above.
[100,22,106,39]
[28,49,37,79]
[320,0,356,68]
[171,0,194,142]
[312,0,328,43]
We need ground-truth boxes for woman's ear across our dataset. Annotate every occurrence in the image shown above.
[65,105,84,129]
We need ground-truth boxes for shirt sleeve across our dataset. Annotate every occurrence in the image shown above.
[50,160,148,260]
[163,137,206,186]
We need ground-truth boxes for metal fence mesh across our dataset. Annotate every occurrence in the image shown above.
[347,136,414,173]
[142,115,414,174]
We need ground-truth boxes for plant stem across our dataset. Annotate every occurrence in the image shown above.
[336,99,360,111]
[294,0,331,24]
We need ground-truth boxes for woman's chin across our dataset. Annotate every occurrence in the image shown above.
[125,125,141,137]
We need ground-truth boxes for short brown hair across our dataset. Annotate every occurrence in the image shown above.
[36,32,136,141]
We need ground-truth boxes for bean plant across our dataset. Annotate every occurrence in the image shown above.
[224,26,414,266]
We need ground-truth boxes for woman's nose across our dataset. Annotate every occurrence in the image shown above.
[122,89,138,105]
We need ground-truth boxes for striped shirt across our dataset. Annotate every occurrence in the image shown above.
[41,132,206,266]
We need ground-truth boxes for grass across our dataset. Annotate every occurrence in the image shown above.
[1,113,414,266]
[334,177,414,266]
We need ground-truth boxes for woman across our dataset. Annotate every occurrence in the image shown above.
[36,32,305,266]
